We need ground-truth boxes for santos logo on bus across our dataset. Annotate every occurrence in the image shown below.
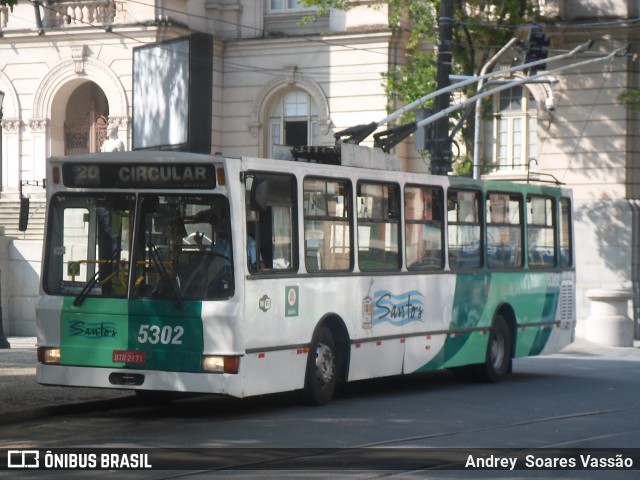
[367,289,425,327]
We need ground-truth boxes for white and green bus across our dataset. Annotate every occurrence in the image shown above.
[36,149,575,405]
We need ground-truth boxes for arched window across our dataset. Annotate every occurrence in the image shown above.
[64,81,109,155]
[269,89,318,159]
[483,86,537,171]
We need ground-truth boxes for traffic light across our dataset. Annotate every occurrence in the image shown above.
[524,28,550,74]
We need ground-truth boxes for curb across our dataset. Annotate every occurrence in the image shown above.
[0,395,138,427]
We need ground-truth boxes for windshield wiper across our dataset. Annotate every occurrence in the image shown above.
[73,249,122,307]
[148,243,183,309]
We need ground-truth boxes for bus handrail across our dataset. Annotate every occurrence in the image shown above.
[72,249,122,307]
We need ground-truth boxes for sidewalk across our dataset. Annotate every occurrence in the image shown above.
[1,336,640,425]
[0,337,134,425]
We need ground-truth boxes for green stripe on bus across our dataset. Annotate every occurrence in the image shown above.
[417,272,561,371]
[59,297,204,372]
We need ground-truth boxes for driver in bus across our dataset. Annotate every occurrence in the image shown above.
[193,209,262,271]
[194,216,230,260]
[177,209,232,295]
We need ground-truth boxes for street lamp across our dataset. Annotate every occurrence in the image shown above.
[0,90,10,349]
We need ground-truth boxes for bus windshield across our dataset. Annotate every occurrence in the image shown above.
[43,193,233,302]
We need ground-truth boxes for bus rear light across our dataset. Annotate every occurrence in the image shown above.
[37,347,61,365]
[202,355,240,374]
[216,168,225,186]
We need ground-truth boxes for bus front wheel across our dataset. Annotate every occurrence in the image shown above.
[300,325,336,406]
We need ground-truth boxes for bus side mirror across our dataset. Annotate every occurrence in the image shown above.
[18,197,30,232]
[250,178,269,212]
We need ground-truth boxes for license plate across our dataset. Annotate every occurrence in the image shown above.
[112,350,146,364]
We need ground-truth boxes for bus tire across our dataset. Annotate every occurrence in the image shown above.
[480,313,512,383]
[300,325,336,406]
[452,313,512,383]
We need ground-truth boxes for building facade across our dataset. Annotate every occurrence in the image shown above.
[480,0,640,336]
[0,0,410,334]
[0,0,638,339]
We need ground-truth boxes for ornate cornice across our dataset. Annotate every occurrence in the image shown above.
[0,119,21,133]
[29,119,48,133]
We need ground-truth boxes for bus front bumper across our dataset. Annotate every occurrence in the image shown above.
[36,364,245,398]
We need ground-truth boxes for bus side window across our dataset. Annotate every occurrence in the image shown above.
[447,189,482,269]
[303,177,352,273]
[246,173,297,273]
[559,197,573,268]
[527,196,556,268]
[357,182,401,271]
[486,193,523,269]
[404,185,444,270]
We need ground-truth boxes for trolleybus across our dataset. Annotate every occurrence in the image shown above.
[35,149,575,405]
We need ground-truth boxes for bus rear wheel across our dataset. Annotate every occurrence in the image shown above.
[452,313,512,383]
[480,313,512,383]
[300,325,336,406]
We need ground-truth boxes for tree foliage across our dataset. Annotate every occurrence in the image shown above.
[303,1,546,90]
[0,0,18,10]
[301,1,550,158]
[618,89,640,112]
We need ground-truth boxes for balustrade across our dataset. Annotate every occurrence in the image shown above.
[44,0,119,28]
[0,1,128,32]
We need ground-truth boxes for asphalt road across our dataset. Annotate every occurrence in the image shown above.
[1,337,640,479]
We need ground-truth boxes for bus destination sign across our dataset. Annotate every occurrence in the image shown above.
[62,163,216,189]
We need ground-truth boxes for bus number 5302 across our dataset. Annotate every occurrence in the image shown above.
[137,325,184,345]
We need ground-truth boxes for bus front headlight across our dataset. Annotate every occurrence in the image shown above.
[37,347,61,365]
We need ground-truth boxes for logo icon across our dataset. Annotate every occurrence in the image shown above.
[362,279,374,329]
[285,286,299,317]
[8,450,40,468]
[259,294,271,312]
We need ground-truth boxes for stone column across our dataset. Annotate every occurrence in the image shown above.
[29,118,48,184]
[1,118,20,195]
[585,289,634,347]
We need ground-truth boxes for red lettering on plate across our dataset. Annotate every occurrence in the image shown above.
[112,350,146,364]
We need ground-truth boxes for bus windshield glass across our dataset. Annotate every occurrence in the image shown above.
[43,193,233,301]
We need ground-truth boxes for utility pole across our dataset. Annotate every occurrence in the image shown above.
[0,91,8,349]
[431,0,454,175]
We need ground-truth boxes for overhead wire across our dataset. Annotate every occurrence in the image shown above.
[1,3,391,83]
[16,2,640,80]
[9,1,636,87]
[4,1,637,166]
[18,1,396,81]
[27,0,640,57]
[124,0,398,58]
